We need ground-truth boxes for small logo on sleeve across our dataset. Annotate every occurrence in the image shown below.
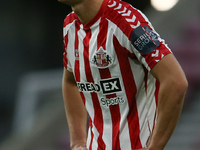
[131,26,160,54]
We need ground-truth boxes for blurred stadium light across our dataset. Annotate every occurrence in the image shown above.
[151,0,179,11]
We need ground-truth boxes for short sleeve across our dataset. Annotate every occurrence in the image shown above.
[130,23,172,71]
[63,35,73,72]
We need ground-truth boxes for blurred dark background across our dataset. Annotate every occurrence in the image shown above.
[1,0,200,150]
[0,0,69,141]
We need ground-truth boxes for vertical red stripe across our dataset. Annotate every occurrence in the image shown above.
[74,23,80,81]
[73,24,87,105]
[63,33,69,68]
[153,80,160,130]
[155,80,160,106]
[83,29,105,150]
[89,117,94,150]
[113,35,142,149]
[142,66,148,93]
[97,19,121,150]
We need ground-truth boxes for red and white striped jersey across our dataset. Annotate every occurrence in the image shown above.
[62,0,172,149]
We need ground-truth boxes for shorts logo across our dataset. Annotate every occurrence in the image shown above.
[77,78,122,95]
[91,46,113,69]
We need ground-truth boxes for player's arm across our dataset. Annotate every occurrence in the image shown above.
[62,68,88,150]
[147,54,188,150]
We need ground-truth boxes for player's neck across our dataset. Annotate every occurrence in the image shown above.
[71,0,104,24]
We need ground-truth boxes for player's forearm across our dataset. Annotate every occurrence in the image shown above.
[148,79,187,150]
[62,76,87,149]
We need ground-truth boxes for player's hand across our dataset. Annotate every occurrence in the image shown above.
[73,146,88,150]
[72,143,88,150]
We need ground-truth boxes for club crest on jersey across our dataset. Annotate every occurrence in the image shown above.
[91,46,113,69]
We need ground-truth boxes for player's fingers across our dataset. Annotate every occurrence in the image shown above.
[73,145,88,150]
[79,145,88,150]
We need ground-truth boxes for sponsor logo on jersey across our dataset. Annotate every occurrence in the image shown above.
[100,96,125,107]
[91,46,113,69]
[77,78,122,95]
[131,26,160,54]
[100,78,122,94]
[77,82,101,93]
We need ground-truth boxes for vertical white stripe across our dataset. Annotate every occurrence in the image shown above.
[63,21,75,37]
[107,21,132,150]
[146,73,157,132]
[89,19,102,83]
[99,21,114,150]
[90,19,113,150]
[91,123,99,150]
[128,57,150,147]
[110,21,151,147]
[77,28,98,148]
[86,127,92,149]
[77,28,86,81]
[118,93,132,150]
[66,23,76,71]
[108,20,153,147]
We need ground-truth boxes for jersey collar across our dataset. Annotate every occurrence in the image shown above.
[75,0,109,30]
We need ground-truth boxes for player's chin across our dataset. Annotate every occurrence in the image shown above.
[57,0,68,4]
